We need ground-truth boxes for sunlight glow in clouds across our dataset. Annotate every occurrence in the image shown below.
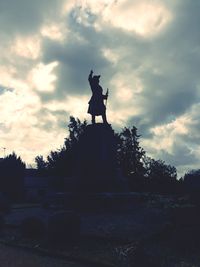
[151,117,189,137]
[0,66,17,88]
[146,116,190,154]
[103,1,172,36]
[65,0,172,37]
[102,48,119,64]
[29,62,59,92]
[65,95,89,120]
[12,36,41,59]
[41,24,65,41]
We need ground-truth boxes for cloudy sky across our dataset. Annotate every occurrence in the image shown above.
[0,0,199,176]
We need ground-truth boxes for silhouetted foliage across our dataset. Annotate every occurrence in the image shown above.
[35,116,181,194]
[146,158,177,180]
[184,169,200,185]
[36,116,87,180]
[35,155,47,171]
[183,169,200,204]
[116,126,146,190]
[66,116,88,147]
[144,158,178,193]
[0,152,25,200]
[35,155,47,176]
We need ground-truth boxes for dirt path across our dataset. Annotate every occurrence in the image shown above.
[0,244,87,267]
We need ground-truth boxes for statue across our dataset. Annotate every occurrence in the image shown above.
[87,70,109,124]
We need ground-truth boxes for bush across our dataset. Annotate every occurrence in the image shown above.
[47,211,81,244]
[20,216,45,238]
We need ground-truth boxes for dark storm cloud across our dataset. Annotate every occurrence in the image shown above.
[126,2,200,134]
[38,1,200,170]
[158,142,198,168]
[128,115,153,138]
[39,1,200,135]
[45,40,110,94]
[0,0,63,35]
[0,86,13,95]
[40,25,114,100]
[34,107,69,131]
[176,104,200,146]
[40,6,149,103]
[138,73,198,128]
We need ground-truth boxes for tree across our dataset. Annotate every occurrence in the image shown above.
[146,158,177,180]
[184,169,200,192]
[183,169,200,203]
[116,126,146,191]
[0,152,26,200]
[65,116,88,148]
[35,155,47,170]
[117,126,146,177]
[35,116,88,178]
[145,158,177,193]
[184,169,200,183]
[34,117,180,194]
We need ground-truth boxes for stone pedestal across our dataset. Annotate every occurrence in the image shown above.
[76,123,118,192]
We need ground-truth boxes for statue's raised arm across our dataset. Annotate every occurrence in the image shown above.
[88,70,93,84]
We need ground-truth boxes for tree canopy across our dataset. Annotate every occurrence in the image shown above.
[34,116,179,193]
[0,152,25,200]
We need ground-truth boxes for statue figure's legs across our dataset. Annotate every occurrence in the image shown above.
[92,115,96,124]
[102,112,108,124]
[91,113,108,124]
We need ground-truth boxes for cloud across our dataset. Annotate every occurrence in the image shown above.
[101,0,172,37]
[11,35,41,60]
[28,61,59,92]
[0,0,64,35]
[141,103,200,176]
[0,0,199,176]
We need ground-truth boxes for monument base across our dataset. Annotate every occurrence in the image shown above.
[76,123,119,192]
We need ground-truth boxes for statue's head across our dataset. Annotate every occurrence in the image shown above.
[93,75,100,84]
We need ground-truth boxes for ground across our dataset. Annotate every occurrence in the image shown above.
[0,193,200,267]
[0,243,86,267]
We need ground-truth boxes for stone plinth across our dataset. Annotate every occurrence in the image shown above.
[76,123,118,192]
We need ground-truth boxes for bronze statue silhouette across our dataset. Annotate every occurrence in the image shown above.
[87,70,108,124]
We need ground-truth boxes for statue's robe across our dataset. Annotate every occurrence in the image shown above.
[87,75,106,116]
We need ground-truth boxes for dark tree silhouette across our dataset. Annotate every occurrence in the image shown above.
[146,158,177,180]
[0,152,25,201]
[35,155,47,172]
[183,169,200,203]
[116,126,146,191]
[117,126,146,177]
[66,116,88,147]
[35,116,87,179]
[35,116,181,194]
[184,169,200,184]
[145,158,177,193]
